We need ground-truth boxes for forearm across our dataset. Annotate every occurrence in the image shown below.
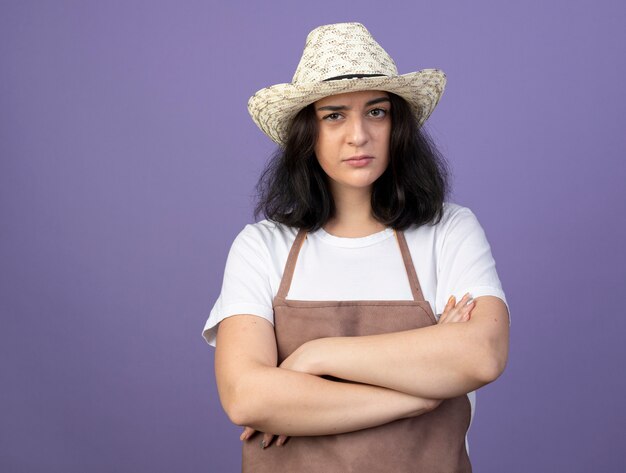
[311,324,488,399]
[298,297,509,399]
[220,364,438,436]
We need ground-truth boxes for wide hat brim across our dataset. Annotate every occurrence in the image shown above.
[247,68,446,146]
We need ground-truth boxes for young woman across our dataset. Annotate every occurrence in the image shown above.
[203,22,510,472]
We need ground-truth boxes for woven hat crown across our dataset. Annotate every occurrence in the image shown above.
[292,23,398,83]
[248,22,446,145]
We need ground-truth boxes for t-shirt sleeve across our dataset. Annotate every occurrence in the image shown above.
[435,207,510,324]
[201,224,275,347]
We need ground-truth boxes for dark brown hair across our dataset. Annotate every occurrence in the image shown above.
[253,93,450,231]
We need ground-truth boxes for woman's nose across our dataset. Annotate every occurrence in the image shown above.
[346,117,369,147]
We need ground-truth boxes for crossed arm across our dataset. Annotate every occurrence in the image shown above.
[214,294,509,439]
[280,295,510,399]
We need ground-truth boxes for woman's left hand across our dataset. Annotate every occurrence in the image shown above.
[239,342,322,448]
[240,425,289,448]
[239,349,317,448]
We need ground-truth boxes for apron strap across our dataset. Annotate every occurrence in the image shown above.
[277,227,425,302]
[393,229,425,301]
[276,227,308,299]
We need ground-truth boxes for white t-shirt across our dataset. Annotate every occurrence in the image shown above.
[203,202,508,344]
[202,201,510,438]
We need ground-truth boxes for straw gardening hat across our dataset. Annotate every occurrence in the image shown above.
[247,22,447,146]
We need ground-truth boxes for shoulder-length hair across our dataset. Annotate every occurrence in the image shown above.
[253,92,450,231]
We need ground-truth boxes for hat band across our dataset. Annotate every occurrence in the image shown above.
[323,73,387,81]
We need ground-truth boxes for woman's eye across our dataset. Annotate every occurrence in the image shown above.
[368,108,387,118]
[323,112,341,121]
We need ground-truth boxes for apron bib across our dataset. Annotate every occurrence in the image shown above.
[242,228,472,472]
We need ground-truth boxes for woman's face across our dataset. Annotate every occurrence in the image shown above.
[313,90,391,195]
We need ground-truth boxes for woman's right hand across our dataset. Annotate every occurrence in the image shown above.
[416,294,474,413]
[438,293,475,324]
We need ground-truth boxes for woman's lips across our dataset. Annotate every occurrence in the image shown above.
[344,156,374,167]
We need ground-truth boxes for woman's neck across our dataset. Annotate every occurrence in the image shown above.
[323,186,386,238]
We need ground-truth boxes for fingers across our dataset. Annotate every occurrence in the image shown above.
[241,427,288,449]
[438,295,456,324]
[462,300,473,321]
[260,431,274,449]
[456,293,474,322]
[240,426,255,441]
[456,293,474,321]
[438,293,475,324]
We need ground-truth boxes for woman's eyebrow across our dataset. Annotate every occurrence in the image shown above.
[366,97,391,107]
[316,97,391,112]
[316,104,347,112]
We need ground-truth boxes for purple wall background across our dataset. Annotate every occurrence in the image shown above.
[1,1,625,471]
